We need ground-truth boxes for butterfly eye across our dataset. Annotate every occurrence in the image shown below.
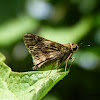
[73,46,77,51]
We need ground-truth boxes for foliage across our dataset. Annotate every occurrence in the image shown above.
[0,0,100,99]
[0,53,68,100]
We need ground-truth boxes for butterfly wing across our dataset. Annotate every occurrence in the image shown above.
[24,33,66,69]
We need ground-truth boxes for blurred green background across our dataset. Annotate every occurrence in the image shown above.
[0,0,100,99]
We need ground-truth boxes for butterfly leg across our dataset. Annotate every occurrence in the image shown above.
[69,57,75,70]
[56,60,61,72]
[44,65,54,78]
[65,53,72,73]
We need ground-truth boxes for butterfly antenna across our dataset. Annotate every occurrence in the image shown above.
[78,42,93,48]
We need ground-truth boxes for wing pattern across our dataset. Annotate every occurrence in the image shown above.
[24,33,65,68]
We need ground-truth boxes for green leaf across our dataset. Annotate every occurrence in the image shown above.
[0,53,68,100]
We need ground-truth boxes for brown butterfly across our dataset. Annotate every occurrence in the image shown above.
[24,33,79,72]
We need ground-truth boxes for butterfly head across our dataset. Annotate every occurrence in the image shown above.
[70,43,79,53]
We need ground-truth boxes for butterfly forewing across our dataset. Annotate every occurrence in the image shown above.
[24,33,66,69]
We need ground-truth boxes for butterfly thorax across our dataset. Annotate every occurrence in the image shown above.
[59,46,72,62]
[60,43,79,62]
